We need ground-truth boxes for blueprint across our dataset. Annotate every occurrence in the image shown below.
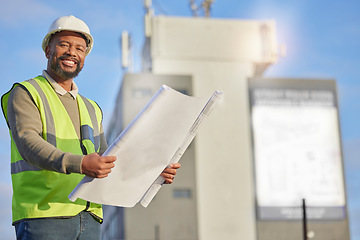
[69,85,223,207]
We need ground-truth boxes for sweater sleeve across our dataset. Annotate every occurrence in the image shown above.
[99,124,108,156]
[7,85,83,174]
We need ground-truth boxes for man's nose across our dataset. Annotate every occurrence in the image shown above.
[65,45,77,56]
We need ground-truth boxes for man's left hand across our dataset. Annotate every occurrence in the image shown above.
[160,163,181,184]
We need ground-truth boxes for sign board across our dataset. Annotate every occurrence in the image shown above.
[249,78,346,220]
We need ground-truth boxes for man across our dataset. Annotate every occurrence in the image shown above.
[1,15,180,240]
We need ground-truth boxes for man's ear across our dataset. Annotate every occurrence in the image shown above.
[45,45,51,59]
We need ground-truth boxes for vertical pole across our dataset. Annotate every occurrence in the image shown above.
[155,224,160,240]
[302,199,308,240]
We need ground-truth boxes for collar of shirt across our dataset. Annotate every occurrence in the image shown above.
[42,70,79,99]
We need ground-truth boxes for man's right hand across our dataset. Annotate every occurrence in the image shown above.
[81,153,116,178]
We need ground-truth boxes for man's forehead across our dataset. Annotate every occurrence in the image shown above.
[50,31,87,45]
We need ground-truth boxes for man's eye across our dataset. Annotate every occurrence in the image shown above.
[77,47,85,52]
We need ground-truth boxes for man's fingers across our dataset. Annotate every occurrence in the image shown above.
[102,160,115,169]
[90,168,112,178]
[162,168,177,175]
[160,172,175,184]
[160,163,181,184]
[102,155,116,163]
[169,163,181,169]
[96,173,110,179]
[161,172,175,179]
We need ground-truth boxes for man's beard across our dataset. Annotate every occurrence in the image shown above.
[50,55,82,80]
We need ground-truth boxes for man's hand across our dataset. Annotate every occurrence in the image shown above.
[81,153,116,178]
[160,163,181,184]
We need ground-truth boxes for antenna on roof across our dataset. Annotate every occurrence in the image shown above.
[121,31,132,71]
[144,0,153,37]
[190,0,214,18]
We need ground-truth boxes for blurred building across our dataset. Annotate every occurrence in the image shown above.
[100,3,349,240]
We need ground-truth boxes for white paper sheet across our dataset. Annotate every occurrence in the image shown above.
[69,85,223,207]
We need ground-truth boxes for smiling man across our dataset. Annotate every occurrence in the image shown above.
[1,15,180,240]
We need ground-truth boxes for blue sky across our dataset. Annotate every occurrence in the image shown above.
[1,0,360,239]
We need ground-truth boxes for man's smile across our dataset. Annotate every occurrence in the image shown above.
[60,57,79,68]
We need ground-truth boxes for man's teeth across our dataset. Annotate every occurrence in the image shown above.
[63,60,76,66]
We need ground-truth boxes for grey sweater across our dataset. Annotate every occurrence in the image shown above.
[7,83,108,174]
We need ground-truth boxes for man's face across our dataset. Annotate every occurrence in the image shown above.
[45,31,87,80]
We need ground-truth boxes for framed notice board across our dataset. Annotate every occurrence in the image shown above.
[249,78,347,221]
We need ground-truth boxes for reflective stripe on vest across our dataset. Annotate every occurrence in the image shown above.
[27,78,57,146]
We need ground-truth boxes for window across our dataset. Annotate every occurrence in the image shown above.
[173,189,192,199]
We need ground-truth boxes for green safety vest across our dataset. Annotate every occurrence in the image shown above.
[1,76,103,224]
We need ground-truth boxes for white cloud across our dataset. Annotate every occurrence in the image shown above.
[0,0,58,27]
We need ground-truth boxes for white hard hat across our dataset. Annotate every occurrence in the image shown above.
[42,15,93,56]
